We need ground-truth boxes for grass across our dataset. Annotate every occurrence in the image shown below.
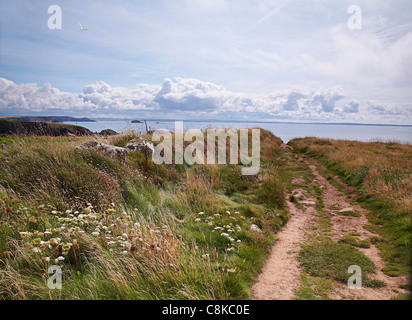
[0,128,288,300]
[294,273,333,300]
[289,137,412,278]
[338,234,371,249]
[298,237,377,286]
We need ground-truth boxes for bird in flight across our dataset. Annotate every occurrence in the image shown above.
[78,23,88,31]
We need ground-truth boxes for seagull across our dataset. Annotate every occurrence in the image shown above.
[78,23,88,31]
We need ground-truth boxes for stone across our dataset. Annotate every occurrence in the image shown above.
[76,141,128,163]
[126,137,154,154]
[99,129,118,136]
[251,224,262,233]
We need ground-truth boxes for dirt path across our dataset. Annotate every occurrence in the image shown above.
[309,159,409,300]
[251,149,318,300]
[252,147,409,300]
[251,194,317,300]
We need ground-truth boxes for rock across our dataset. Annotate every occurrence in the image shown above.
[126,137,154,154]
[76,141,128,163]
[292,189,306,200]
[0,118,93,136]
[292,177,305,185]
[339,208,355,213]
[250,224,262,233]
[99,129,118,136]
[300,200,317,206]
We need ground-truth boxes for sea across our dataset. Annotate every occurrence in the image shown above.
[64,120,412,144]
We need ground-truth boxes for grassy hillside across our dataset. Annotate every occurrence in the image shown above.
[0,129,288,299]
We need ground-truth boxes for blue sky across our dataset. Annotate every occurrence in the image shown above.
[0,0,412,123]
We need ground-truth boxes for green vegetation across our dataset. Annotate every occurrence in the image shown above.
[298,237,376,286]
[338,234,371,249]
[0,129,288,300]
[294,273,333,300]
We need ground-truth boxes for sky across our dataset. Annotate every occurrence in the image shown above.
[0,0,412,124]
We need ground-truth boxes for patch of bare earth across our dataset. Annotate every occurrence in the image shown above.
[308,160,409,300]
[251,191,317,300]
[252,147,318,300]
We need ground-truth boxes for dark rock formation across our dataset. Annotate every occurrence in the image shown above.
[0,118,93,136]
[99,129,118,136]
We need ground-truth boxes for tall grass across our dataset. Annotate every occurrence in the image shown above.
[0,129,287,300]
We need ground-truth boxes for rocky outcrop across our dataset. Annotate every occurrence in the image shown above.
[125,137,154,154]
[0,118,92,136]
[76,141,129,163]
[99,129,118,136]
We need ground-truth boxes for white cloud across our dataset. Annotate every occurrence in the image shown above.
[0,77,411,124]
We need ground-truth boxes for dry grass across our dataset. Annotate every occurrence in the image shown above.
[290,138,412,215]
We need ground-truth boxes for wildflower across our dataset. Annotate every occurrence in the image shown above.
[62,244,71,252]
[198,212,205,215]
[55,256,65,263]
[32,238,41,246]
[51,211,57,215]
[43,257,50,263]
[91,232,100,236]
[19,232,28,239]
[53,228,61,234]
[32,247,41,253]
[202,254,210,260]
[225,211,231,215]
[195,218,201,222]
[121,251,128,255]
[227,268,236,273]
[65,210,72,214]
[84,207,92,214]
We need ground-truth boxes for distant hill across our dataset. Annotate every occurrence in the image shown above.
[0,118,93,136]
[2,116,96,123]
[131,120,143,123]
